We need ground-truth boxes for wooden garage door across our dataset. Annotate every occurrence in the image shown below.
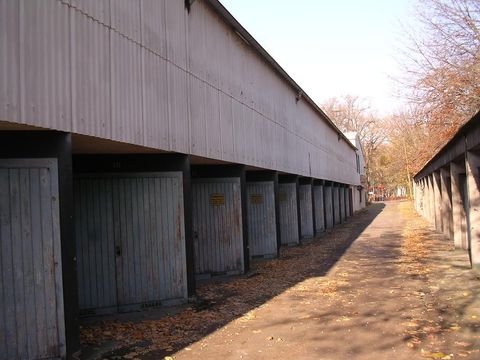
[74,172,187,314]
[0,159,65,360]
[192,178,244,276]
[247,181,277,258]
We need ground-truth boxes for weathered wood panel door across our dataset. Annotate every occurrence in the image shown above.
[192,178,244,276]
[75,172,187,314]
[247,181,277,258]
[0,159,65,360]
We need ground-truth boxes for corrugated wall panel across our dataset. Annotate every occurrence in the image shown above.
[232,98,247,164]
[205,85,222,159]
[245,107,257,164]
[278,183,299,246]
[192,178,244,276]
[0,1,359,185]
[0,159,65,360]
[168,62,189,154]
[69,0,110,25]
[0,0,20,124]
[110,31,143,144]
[313,185,325,233]
[247,181,277,258]
[20,0,71,130]
[220,93,234,161]
[165,0,187,68]
[142,49,170,150]
[189,76,207,156]
[71,10,111,138]
[188,0,206,79]
[299,184,314,238]
[141,0,167,57]
[333,186,340,225]
[110,0,141,42]
[324,185,334,229]
[75,172,187,313]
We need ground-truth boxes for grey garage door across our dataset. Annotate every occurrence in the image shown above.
[74,172,187,314]
[313,185,325,233]
[0,159,65,360]
[192,178,244,276]
[247,181,277,258]
[278,183,299,246]
[299,184,314,239]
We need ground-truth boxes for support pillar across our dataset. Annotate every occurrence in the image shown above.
[324,182,334,229]
[466,151,480,269]
[450,162,468,249]
[422,178,428,219]
[433,171,443,232]
[428,174,436,226]
[424,177,430,221]
[440,167,453,240]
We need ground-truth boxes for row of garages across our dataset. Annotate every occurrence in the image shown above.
[0,131,359,360]
[413,112,480,270]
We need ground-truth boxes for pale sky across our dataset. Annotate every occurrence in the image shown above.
[219,0,417,116]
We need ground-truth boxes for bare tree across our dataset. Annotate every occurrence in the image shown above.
[404,0,480,153]
[322,95,388,191]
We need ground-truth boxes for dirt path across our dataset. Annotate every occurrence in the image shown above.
[82,201,480,359]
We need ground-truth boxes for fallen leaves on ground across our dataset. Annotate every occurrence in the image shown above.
[80,226,356,357]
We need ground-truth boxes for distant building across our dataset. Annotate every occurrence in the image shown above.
[345,132,367,211]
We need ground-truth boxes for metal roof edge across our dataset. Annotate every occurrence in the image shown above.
[413,111,480,179]
[202,0,356,151]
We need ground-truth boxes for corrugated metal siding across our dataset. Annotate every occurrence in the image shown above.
[18,0,72,131]
[0,0,20,124]
[0,159,65,360]
[0,0,359,185]
[247,181,277,258]
[324,185,333,229]
[313,185,325,233]
[70,8,112,140]
[278,183,299,246]
[192,178,244,275]
[74,172,187,314]
[333,186,340,225]
[299,184,314,238]
[340,187,346,222]
[68,0,111,25]
[110,31,143,145]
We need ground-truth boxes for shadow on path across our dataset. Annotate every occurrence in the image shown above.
[80,204,386,359]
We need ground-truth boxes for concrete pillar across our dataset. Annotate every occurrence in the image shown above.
[423,178,428,220]
[413,181,418,212]
[313,182,325,234]
[339,186,345,223]
[324,184,334,229]
[440,167,453,240]
[299,179,314,239]
[424,178,428,218]
[428,174,436,225]
[333,185,340,225]
[466,151,480,269]
[450,162,468,249]
[422,178,427,218]
[433,171,443,231]
[417,179,422,216]
[427,176,433,222]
